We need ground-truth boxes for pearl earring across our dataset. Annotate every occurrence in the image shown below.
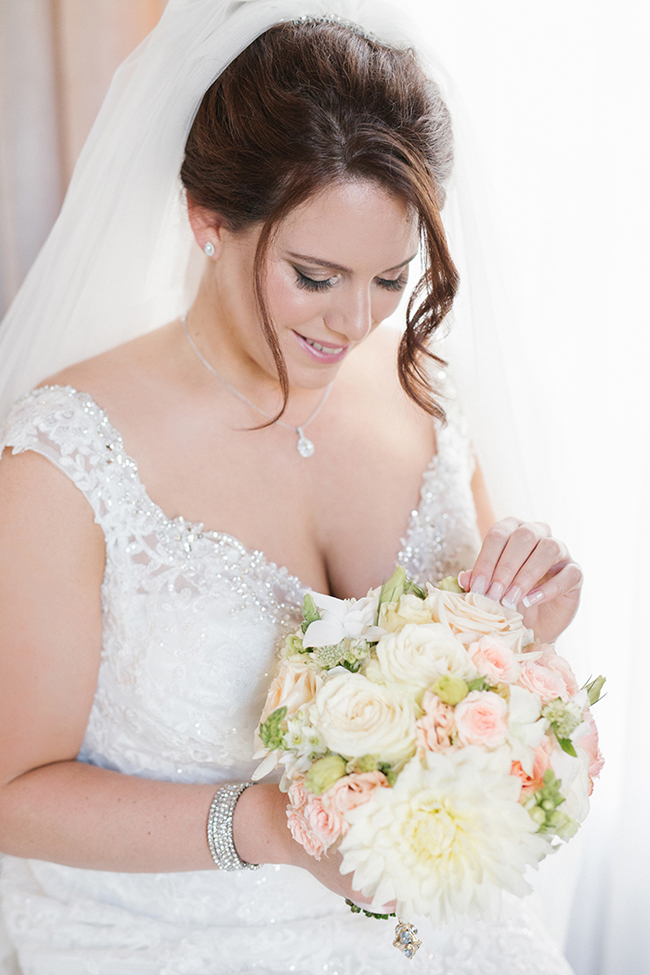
[203,241,215,257]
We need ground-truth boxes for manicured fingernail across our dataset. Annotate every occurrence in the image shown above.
[487,582,504,602]
[502,586,522,609]
[522,589,544,608]
[470,575,487,595]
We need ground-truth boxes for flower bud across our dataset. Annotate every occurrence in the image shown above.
[439,576,463,593]
[431,675,469,707]
[305,754,347,795]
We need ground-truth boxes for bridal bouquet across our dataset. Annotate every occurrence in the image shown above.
[253,568,604,949]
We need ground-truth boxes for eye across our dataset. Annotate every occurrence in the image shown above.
[376,271,408,293]
[294,269,335,292]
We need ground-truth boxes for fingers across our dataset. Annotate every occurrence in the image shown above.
[460,518,578,609]
[517,560,583,609]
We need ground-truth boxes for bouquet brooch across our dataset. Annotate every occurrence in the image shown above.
[253,568,605,958]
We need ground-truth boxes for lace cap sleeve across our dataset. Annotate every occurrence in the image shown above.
[0,385,124,527]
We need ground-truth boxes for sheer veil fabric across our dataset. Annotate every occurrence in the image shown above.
[0,0,532,520]
[0,1,546,969]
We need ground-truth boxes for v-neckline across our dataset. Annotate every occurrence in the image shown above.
[39,384,442,596]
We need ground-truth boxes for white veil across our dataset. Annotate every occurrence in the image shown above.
[0,0,530,519]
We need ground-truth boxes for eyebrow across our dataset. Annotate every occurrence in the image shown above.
[286,251,418,274]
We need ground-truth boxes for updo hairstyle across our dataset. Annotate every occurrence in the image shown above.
[181,18,458,422]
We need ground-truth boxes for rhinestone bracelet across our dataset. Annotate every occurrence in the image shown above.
[206,782,261,871]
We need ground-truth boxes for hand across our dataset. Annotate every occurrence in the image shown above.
[234,783,394,911]
[458,517,583,644]
[286,824,396,913]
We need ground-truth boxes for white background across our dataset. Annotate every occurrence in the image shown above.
[423,3,650,973]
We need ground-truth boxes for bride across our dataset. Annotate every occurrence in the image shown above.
[0,2,582,972]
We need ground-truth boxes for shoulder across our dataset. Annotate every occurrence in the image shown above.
[42,322,179,408]
[2,385,116,457]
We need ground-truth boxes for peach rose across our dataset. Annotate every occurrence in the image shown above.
[255,660,323,755]
[416,690,456,751]
[511,742,552,795]
[286,807,325,859]
[260,660,322,725]
[470,635,521,684]
[322,771,390,814]
[287,779,309,811]
[518,658,569,703]
[454,690,509,748]
[304,794,348,848]
[536,644,580,696]
[425,589,533,652]
[577,710,604,794]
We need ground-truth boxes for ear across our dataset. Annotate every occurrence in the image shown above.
[186,194,226,258]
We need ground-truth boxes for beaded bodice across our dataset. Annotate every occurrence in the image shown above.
[0,384,577,975]
[0,382,480,788]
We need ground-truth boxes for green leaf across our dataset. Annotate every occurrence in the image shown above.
[259,706,287,750]
[586,675,607,707]
[345,898,396,919]
[405,579,427,599]
[287,634,306,654]
[558,737,577,758]
[301,593,321,634]
[466,677,489,693]
[376,567,407,622]
[378,762,397,786]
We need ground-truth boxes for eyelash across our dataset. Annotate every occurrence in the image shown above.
[294,269,408,293]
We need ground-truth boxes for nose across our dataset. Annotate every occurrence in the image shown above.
[328,286,373,344]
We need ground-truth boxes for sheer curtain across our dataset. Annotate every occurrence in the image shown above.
[0,1,648,973]
[0,0,167,317]
[426,2,650,973]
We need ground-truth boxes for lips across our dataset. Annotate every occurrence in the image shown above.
[294,330,349,363]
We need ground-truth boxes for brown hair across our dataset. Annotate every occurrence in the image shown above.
[180,18,458,423]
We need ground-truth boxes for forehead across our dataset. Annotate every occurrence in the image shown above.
[274,180,418,268]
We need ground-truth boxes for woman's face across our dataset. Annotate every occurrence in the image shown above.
[208,179,420,390]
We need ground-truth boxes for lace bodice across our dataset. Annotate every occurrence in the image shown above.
[0,385,573,975]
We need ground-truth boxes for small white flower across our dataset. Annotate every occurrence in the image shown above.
[507,685,547,775]
[550,744,591,824]
[303,592,384,648]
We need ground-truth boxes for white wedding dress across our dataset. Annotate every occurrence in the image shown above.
[0,383,575,975]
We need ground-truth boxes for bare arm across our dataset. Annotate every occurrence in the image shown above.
[0,449,364,897]
[470,459,496,540]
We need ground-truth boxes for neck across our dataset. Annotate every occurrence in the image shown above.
[181,303,332,428]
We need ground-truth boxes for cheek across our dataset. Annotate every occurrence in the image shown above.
[371,288,406,324]
[265,265,323,328]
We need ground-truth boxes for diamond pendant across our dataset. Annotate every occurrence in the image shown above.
[393,920,422,959]
[296,428,315,458]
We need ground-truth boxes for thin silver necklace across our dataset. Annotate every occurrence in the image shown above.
[181,314,333,458]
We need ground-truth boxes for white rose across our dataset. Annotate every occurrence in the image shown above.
[376,623,476,688]
[425,588,534,652]
[310,672,416,763]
